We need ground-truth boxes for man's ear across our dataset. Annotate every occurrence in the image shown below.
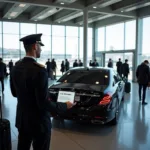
[32,43,37,51]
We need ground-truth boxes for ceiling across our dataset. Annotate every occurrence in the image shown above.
[0,0,150,27]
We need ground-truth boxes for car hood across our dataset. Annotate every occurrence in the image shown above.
[49,82,108,92]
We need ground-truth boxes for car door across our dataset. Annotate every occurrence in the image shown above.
[113,71,123,104]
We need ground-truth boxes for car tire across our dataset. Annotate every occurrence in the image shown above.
[110,100,119,125]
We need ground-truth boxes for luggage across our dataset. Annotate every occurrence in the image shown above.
[125,82,131,93]
[0,95,12,150]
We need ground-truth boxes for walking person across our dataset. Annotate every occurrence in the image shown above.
[78,60,83,67]
[136,60,150,105]
[45,59,53,79]
[65,59,70,71]
[93,59,99,67]
[0,58,6,92]
[60,60,65,75]
[73,59,78,68]
[122,59,130,81]
[10,34,75,150]
[51,58,57,80]
[116,58,122,77]
[107,58,113,68]
[8,59,13,73]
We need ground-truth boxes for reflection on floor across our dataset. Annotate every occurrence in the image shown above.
[2,77,150,150]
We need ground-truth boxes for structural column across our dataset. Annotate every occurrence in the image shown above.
[133,18,143,82]
[83,8,88,67]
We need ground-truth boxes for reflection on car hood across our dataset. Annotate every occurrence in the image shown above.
[49,82,108,92]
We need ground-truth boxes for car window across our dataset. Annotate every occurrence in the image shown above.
[58,70,109,85]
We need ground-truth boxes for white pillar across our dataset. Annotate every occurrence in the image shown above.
[83,9,88,67]
[133,18,143,82]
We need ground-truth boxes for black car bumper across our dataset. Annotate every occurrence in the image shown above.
[55,105,116,124]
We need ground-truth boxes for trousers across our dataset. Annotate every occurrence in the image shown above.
[17,129,51,150]
[139,84,147,102]
[0,77,4,92]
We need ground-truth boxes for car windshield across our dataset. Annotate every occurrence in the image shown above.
[58,70,109,85]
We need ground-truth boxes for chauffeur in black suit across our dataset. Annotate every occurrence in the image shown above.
[10,34,74,150]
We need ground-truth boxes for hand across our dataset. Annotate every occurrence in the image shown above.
[66,101,76,109]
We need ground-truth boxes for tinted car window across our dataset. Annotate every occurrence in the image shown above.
[58,70,109,85]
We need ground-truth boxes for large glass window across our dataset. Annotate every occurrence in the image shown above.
[66,37,78,67]
[125,20,136,50]
[3,22,20,64]
[3,34,20,64]
[66,26,78,37]
[52,25,65,36]
[106,23,124,50]
[52,36,65,77]
[20,23,36,35]
[3,22,19,34]
[37,24,51,35]
[97,27,105,51]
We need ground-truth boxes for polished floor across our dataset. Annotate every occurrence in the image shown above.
[1,77,150,150]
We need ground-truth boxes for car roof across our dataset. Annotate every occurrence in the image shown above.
[69,67,113,72]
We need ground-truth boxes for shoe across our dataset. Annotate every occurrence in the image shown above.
[142,102,148,105]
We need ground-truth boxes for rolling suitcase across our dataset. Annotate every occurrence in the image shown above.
[0,95,12,150]
[125,82,131,93]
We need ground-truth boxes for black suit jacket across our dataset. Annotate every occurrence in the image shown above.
[136,63,150,84]
[122,63,129,75]
[0,62,6,78]
[10,57,67,133]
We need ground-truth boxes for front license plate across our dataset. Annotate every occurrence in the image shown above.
[74,95,80,102]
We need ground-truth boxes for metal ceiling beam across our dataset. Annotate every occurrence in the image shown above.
[3,3,30,19]
[30,7,62,21]
[0,0,84,10]
[95,16,133,28]
[53,10,83,22]
[111,0,150,10]
[89,7,137,18]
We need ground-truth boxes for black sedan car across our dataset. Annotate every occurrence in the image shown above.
[49,67,125,125]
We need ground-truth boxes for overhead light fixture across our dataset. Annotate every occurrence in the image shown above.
[60,2,64,5]
[47,10,51,13]
[8,17,11,19]
[10,12,18,17]
[93,6,97,9]
[121,10,124,12]
[19,4,26,7]
[34,20,37,21]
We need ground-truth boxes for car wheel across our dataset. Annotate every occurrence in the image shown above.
[110,100,119,125]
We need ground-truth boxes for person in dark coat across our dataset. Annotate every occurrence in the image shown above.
[89,60,93,67]
[0,58,6,92]
[51,58,57,80]
[45,59,53,79]
[8,59,13,73]
[136,60,150,105]
[60,60,65,75]
[73,59,78,67]
[116,58,122,77]
[78,60,83,67]
[93,59,99,67]
[10,34,74,150]
[122,59,129,80]
[107,58,113,68]
[65,59,70,71]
